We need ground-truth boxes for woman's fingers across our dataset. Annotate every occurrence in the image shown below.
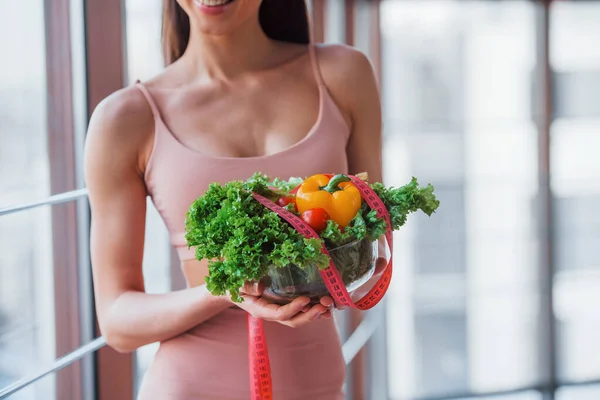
[272,296,312,320]
[238,294,335,327]
[319,296,334,310]
[288,296,333,313]
[281,304,329,327]
[300,305,311,313]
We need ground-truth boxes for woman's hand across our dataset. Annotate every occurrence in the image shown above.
[235,282,333,328]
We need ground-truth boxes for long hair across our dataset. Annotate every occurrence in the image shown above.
[162,0,310,65]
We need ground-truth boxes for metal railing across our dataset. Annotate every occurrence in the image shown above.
[0,338,106,398]
[0,189,89,217]
[0,189,380,399]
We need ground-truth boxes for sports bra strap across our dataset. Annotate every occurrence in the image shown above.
[134,80,161,119]
[308,44,324,87]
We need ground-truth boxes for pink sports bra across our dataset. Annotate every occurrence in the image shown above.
[135,45,351,261]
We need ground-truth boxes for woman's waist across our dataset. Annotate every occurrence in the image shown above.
[180,307,343,348]
[146,308,345,399]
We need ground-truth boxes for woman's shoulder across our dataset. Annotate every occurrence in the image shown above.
[91,84,154,132]
[85,84,155,174]
[87,85,155,149]
[315,43,376,85]
[313,44,378,123]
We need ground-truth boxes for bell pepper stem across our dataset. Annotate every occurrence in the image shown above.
[321,174,351,193]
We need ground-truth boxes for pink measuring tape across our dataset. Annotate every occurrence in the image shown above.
[248,175,393,399]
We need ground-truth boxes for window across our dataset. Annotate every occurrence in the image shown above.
[557,384,600,400]
[550,0,600,384]
[455,392,542,400]
[0,1,56,399]
[381,1,543,398]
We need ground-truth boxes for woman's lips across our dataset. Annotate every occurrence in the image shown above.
[193,0,235,16]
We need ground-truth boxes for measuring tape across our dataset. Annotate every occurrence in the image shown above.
[249,175,393,399]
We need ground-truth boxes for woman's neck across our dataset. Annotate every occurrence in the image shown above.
[183,17,278,80]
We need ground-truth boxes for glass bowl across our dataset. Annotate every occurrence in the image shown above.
[261,238,377,304]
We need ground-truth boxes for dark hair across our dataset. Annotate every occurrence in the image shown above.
[162,0,310,65]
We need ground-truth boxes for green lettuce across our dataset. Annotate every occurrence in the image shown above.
[185,174,329,302]
[185,173,440,301]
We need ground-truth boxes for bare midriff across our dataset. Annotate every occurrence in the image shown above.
[181,258,210,288]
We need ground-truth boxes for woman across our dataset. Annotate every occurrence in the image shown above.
[84,0,382,398]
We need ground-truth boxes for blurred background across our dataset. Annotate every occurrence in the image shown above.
[1,0,599,399]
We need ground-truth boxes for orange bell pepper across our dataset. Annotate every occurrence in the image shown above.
[295,174,362,228]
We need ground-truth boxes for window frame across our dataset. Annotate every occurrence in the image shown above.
[82,0,135,398]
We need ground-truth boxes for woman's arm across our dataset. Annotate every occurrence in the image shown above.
[84,88,234,353]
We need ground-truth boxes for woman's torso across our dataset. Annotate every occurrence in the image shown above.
[138,43,351,267]
[135,43,349,399]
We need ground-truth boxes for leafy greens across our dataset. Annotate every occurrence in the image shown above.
[185,173,440,301]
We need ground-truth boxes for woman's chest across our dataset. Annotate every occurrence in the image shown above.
[159,77,322,159]
[147,134,349,235]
